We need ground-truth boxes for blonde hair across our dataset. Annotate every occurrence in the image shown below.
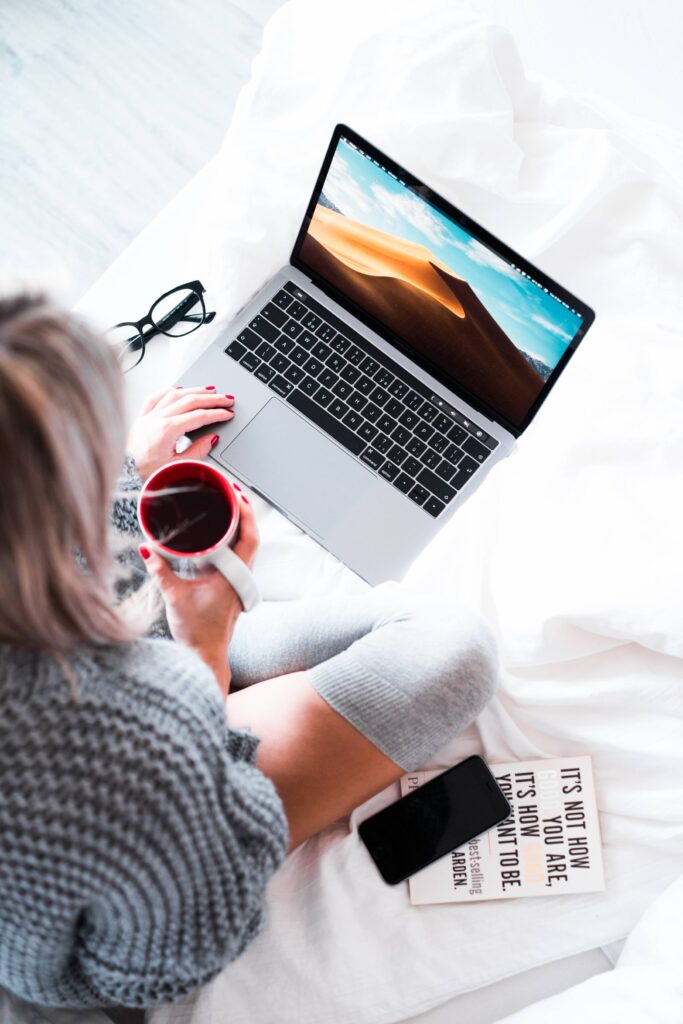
[0,293,139,652]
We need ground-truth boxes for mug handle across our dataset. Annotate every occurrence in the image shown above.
[209,546,261,612]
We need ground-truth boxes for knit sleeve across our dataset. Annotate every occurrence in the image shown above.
[67,641,289,1008]
[111,453,142,536]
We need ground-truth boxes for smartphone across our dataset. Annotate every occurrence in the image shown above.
[358,755,511,885]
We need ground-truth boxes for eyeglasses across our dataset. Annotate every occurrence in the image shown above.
[109,280,216,373]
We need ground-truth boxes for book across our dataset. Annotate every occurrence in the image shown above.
[401,755,604,905]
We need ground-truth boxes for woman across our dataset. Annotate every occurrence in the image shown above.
[0,294,497,1011]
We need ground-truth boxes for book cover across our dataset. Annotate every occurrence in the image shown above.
[401,756,604,904]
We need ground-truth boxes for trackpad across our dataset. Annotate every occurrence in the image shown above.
[220,398,371,538]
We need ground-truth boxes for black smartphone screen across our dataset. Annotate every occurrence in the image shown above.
[358,756,511,885]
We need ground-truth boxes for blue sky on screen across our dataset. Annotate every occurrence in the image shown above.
[319,139,583,370]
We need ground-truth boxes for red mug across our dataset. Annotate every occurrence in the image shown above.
[137,459,259,611]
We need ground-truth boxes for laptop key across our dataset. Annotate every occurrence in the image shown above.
[316,323,336,342]
[250,316,279,342]
[391,425,411,447]
[450,455,479,488]
[273,335,295,355]
[268,375,294,397]
[225,340,246,361]
[286,300,307,320]
[341,363,361,384]
[433,413,452,435]
[461,436,490,462]
[286,390,365,457]
[236,327,260,349]
[376,413,396,435]
[416,466,456,504]
[363,402,381,423]
[302,312,321,331]
[326,353,345,374]
[418,401,438,423]
[424,495,446,518]
[415,421,434,442]
[430,432,448,454]
[393,472,414,495]
[384,398,403,419]
[346,345,365,365]
[313,387,333,408]
[374,432,392,454]
[312,340,331,361]
[398,408,419,430]
[330,333,350,354]
[407,436,426,457]
[356,374,374,395]
[342,409,363,431]
[358,422,379,443]
[374,368,394,389]
[404,390,423,411]
[420,449,440,469]
[297,331,317,349]
[300,374,319,396]
[435,459,456,482]
[261,303,288,328]
[329,399,349,420]
[402,456,422,478]
[360,356,379,376]
[332,379,353,400]
[273,289,292,310]
[240,351,260,372]
[256,340,276,361]
[318,369,337,389]
[348,391,367,412]
[443,442,463,464]
[289,345,309,366]
[368,386,389,407]
[284,364,305,385]
[255,363,276,384]
[360,446,383,471]
[388,443,407,466]
[389,379,409,399]
[447,423,467,446]
[303,356,324,376]
[284,320,304,339]
[379,461,399,482]
[270,352,290,374]
[408,484,429,507]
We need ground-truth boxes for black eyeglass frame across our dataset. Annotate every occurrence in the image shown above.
[111,280,216,372]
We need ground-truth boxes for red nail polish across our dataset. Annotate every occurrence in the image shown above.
[233,483,241,492]
[139,546,150,560]
[241,495,249,504]
[210,434,219,447]
[205,385,216,391]
[226,394,234,400]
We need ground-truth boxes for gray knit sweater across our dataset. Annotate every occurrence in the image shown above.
[0,464,288,1009]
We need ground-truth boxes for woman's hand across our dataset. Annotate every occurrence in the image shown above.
[127,385,235,481]
[139,491,259,695]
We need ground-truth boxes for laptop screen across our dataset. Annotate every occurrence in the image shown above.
[292,129,592,432]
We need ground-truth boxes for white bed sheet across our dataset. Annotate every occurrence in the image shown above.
[70,1,683,1021]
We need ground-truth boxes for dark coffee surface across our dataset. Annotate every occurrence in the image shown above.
[143,476,231,553]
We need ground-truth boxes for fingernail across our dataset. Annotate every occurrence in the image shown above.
[226,411,234,418]
[241,495,249,504]
[210,434,219,447]
[175,386,183,389]
[226,394,234,400]
[205,385,216,391]
[139,546,150,560]
[233,483,241,492]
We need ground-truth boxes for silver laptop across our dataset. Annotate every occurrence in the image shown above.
[177,124,594,584]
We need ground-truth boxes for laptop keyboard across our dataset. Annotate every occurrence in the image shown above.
[224,281,498,518]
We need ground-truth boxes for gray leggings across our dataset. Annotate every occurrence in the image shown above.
[229,582,497,771]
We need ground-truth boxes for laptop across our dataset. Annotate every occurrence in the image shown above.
[177,124,595,584]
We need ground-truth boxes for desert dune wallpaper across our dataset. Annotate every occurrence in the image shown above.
[300,139,583,426]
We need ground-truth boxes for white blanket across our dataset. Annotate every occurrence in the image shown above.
[128,0,683,1020]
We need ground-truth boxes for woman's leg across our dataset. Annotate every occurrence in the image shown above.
[227,584,497,849]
